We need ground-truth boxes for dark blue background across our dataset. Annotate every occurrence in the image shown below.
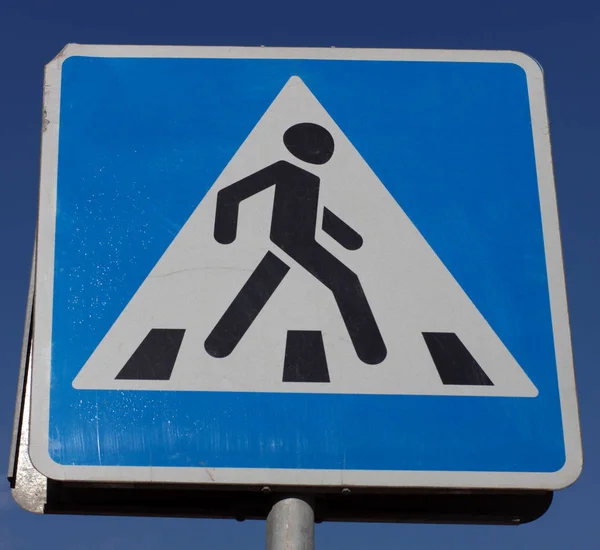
[1,1,598,548]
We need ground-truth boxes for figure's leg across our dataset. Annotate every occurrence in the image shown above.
[204,251,289,358]
[291,244,387,365]
[330,269,387,365]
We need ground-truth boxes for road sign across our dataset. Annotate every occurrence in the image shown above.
[28,45,581,491]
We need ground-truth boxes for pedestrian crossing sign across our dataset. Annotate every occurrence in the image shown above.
[30,45,581,490]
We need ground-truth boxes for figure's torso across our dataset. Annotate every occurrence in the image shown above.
[269,161,321,251]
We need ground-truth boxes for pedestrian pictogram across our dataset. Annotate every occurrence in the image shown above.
[205,121,386,375]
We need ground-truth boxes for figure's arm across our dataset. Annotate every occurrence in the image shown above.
[214,164,279,244]
[322,207,363,250]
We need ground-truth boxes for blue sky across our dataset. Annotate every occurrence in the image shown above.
[1,1,599,548]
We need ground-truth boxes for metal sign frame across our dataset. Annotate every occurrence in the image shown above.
[14,46,581,514]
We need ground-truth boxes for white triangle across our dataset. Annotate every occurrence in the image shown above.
[73,76,538,397]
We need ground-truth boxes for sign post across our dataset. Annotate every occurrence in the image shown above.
[10,45,580,530]
[266,497,315,550]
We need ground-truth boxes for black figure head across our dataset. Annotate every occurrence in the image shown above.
[283,123,334,165]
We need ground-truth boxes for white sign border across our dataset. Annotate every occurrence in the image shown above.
[30,44,582,490]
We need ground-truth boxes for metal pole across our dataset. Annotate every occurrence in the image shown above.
[266,496,315,550]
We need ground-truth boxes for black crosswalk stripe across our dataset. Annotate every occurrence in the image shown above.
[283,330,330,383]
[422,332,493,386]
[116,329,186,381]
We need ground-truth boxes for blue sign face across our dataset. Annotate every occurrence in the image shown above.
[30,46,581,489]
